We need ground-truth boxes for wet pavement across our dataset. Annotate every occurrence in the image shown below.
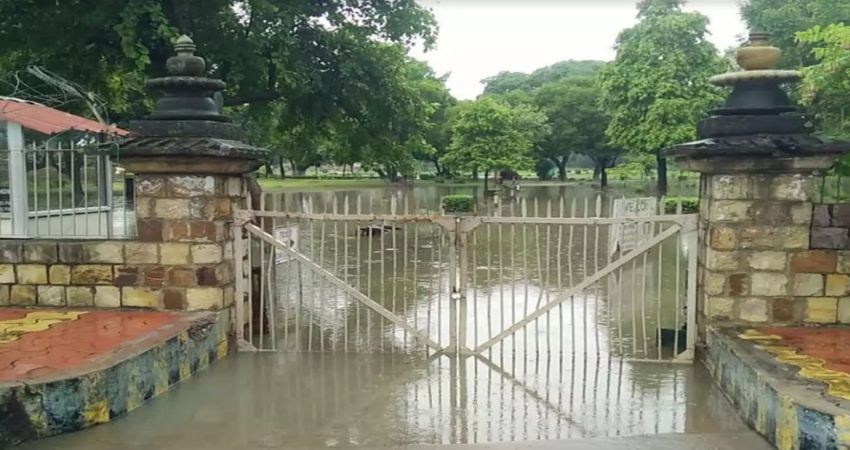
[20,352,767,450]
[0,308,180,381]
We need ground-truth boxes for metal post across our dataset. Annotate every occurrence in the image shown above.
[6,121,28,237]
[680,217,698,361]
[448,217,459,354]
[233,218,247,347]
[457,217,469,354]
[104,154,114,238]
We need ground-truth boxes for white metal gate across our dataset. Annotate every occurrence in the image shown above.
[233,197,697,362]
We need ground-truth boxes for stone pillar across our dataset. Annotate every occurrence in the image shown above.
[115,36,266,312]
[669,32,850,336]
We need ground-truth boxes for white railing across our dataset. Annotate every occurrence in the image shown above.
[1,122,135,238]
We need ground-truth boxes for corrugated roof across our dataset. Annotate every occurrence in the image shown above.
[0,97,128,136]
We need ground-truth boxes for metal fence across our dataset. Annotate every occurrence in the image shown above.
[1,138,135,238]
[235,195,697,362]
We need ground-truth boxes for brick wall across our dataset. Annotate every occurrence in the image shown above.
[0,239,233,309]
[700,173,850,327]
[811,204,850,249]
[0,174,243,311]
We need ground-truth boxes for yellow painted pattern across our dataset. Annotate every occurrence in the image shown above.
[739,329,850,401]
[0,311,85,344]
[776,395,799,450]
[83,400,109,426]
[836,415,850,447]
[756,397,767,435]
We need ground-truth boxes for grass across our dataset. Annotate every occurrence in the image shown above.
[255,170,702,191]
[257,177,390,190]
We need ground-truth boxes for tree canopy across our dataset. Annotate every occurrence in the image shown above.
[481,60,605,95]
[0,0,451,180]
[533,76,609,181]
[441,97,548,187]
[599,0,725,193]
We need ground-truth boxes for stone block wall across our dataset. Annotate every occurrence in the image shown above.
[0,240,233,310]
[699,173,850,327]
[0,175,244,311]
[811,204,850,249]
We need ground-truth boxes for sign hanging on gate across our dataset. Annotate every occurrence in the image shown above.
[610,197,657,255]
[274,224,298,264]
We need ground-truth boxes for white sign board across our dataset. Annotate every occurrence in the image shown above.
[610,197,657,255]
[274,224,299,264]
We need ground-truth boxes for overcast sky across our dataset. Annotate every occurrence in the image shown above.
[410,0,747,99]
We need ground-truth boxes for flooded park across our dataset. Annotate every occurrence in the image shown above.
[18,182,762,449]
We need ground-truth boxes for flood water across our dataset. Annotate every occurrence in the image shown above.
[18,181,764,450]
[255,182,697,360]
[23,353,755,450]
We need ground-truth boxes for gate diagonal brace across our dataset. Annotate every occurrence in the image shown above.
[243,223,444,352]
[473,224,683,354]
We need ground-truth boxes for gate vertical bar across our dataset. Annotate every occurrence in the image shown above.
[457,217,469,354]
[233,216,246,346]
[683,217,698,360]
[448,217,459,354]
[6,121,28,237]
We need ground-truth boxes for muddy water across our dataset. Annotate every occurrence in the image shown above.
[262,183,694,358]
[23,353,754,450]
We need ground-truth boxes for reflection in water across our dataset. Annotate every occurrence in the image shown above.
[23,353,749,449]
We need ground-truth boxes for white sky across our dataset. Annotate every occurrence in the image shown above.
[411,0,747,99]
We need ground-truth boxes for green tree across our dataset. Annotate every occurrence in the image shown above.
[797,24,850,138]
[741,0,850,68]
[0,1,439,180]
[533,76,609,181]
[481,72,530,95]
[599,0,725,194]
[0,1,435,118]
[406,61,457,177]
[482,60,605,95]
[442,98,548,190]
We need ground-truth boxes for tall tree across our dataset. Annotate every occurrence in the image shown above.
[0,1,439,180]
[533,76,609,181]
[0,1,436,118]
[442,98,548,190]
[481,60,605,95]
[599,0,725,194]
[481,72,530,96]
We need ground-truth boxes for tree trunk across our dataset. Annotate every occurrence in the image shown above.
[264,162,272,177]
[277,158,286,179]
[557,158,567,181]
[472,167,479,181]
[484,169,490,192]
[656,153,668,195]
[600,166,608,189]
[592,166,601,181]
[434,160,443,177]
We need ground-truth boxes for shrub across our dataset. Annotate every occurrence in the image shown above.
[664,197,699,214]
[419,173,436,181]
[442,195,475,213]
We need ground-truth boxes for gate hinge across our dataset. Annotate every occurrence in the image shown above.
[234,209,255,227]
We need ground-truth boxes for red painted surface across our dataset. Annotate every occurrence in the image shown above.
[0,98,128,136]
[0,309,180,382]
[764,327,850,376]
